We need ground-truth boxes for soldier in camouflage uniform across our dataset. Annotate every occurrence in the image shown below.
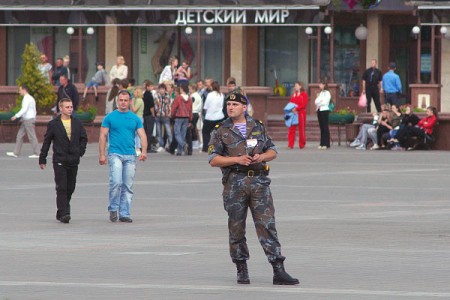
[208,92,299,285]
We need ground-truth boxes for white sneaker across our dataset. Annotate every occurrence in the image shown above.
[157,147,165,152]
[355,145,366,150]
[28,154,39,158]
[349,139,361,147]
[370,144,380,150]
[6,152,18,158]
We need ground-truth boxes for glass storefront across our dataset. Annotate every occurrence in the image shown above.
[259,26,309,96]
[132,26,224,85]
[7,26,98,85]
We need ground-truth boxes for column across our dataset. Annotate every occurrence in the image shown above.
[229,26,244,85]
[441,32,450,112]
[104,18,119,75]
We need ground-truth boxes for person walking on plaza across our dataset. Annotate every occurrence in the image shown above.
[382,62,402,107]
[287,81,308,149]
[99,90,147,223]
[314,80,331,149]
[39,98,88,224]
[202,80,224,152]
[362,59,383,112]
[142,80,156,153]
[171,84,192,156]
[6,85,40,158]
[208,92,299,286]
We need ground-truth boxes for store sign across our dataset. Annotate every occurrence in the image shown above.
[175,9,290,25]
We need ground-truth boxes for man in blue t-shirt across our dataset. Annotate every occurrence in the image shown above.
[99,90,147,223]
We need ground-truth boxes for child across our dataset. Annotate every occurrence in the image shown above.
[83,62,106,102]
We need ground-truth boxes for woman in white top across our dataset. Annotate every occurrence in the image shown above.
[109,56,128,82]
[159,56,178,84]
[202,80,224,152]
[314,81,331,149]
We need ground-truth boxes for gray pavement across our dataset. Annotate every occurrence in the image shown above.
[0,142,450,300]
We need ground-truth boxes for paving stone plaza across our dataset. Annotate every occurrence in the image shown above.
[1,142,449,300]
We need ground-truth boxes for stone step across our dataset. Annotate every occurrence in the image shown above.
[267,116,346,143]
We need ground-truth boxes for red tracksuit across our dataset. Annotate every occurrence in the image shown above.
[288,91,308,148]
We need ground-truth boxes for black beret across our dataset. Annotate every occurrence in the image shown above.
[226,92,247,105]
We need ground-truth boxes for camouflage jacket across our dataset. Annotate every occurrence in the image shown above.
[208,115,277,172]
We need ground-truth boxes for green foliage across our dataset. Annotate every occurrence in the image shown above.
[334,107,356,115]
[15,43,56,114]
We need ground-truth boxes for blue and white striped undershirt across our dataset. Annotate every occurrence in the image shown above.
[234,123,247,137]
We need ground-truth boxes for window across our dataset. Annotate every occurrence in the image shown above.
[132,26,224,85]
[7,26,98,85]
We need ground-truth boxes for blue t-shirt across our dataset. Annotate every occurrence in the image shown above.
[101,110,143,155]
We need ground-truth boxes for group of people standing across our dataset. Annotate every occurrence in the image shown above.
[286,80,332,150]
[286,59,428,151]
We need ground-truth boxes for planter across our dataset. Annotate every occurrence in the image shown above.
[73,112,95,121]
[0,112,15,121]
[329,113,355,124]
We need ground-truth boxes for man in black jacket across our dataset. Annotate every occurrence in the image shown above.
[56,74,79,113]
[39,98,88,223]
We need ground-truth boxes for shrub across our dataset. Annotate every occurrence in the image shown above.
[15,43,56,114]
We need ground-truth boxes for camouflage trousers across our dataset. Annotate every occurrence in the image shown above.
[222,173,285,263]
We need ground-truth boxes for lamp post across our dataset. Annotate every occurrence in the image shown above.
[66,26,95,84]
[184,26,215,81]
[412,25,448,84]
[305,25,333,83]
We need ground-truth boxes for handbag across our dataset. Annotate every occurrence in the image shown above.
[358,93,367,108]
[328,97,335,112]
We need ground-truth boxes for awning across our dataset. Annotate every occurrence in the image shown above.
[0,0,330,10]
[413,1,450,26]
[0,1,330,26]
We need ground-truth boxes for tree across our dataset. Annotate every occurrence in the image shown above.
[15,43,56,114]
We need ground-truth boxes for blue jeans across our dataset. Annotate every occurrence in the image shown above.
[174,118,189,154]
[108,154,136,218]
[156,116,172,147]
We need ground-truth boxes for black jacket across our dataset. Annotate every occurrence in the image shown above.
[39,116,88,166]
[57,83,80,112]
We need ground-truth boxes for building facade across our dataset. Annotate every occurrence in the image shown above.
[0,0,449,112]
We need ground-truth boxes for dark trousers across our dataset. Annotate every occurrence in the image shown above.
[143,115,155,151]
[377,125,390,147]
[186,113,200,155]
[53,163,78,218]
[317,110,330,147]
[202,119,223,152]
[385,93,400,107]
[366,86,381,112]
[405,126,426,148]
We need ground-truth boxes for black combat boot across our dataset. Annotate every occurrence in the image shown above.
[271,261,299,285]
[235,261,250,284]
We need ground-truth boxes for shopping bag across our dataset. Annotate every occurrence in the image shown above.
[358,93,367,108]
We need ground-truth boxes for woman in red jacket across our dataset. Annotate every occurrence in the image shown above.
[288,81,308,149]
[404,106,438,150]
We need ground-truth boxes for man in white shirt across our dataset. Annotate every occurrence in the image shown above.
[6,85,40,158]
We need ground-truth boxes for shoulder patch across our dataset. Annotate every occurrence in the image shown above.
[208,144,215,155]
